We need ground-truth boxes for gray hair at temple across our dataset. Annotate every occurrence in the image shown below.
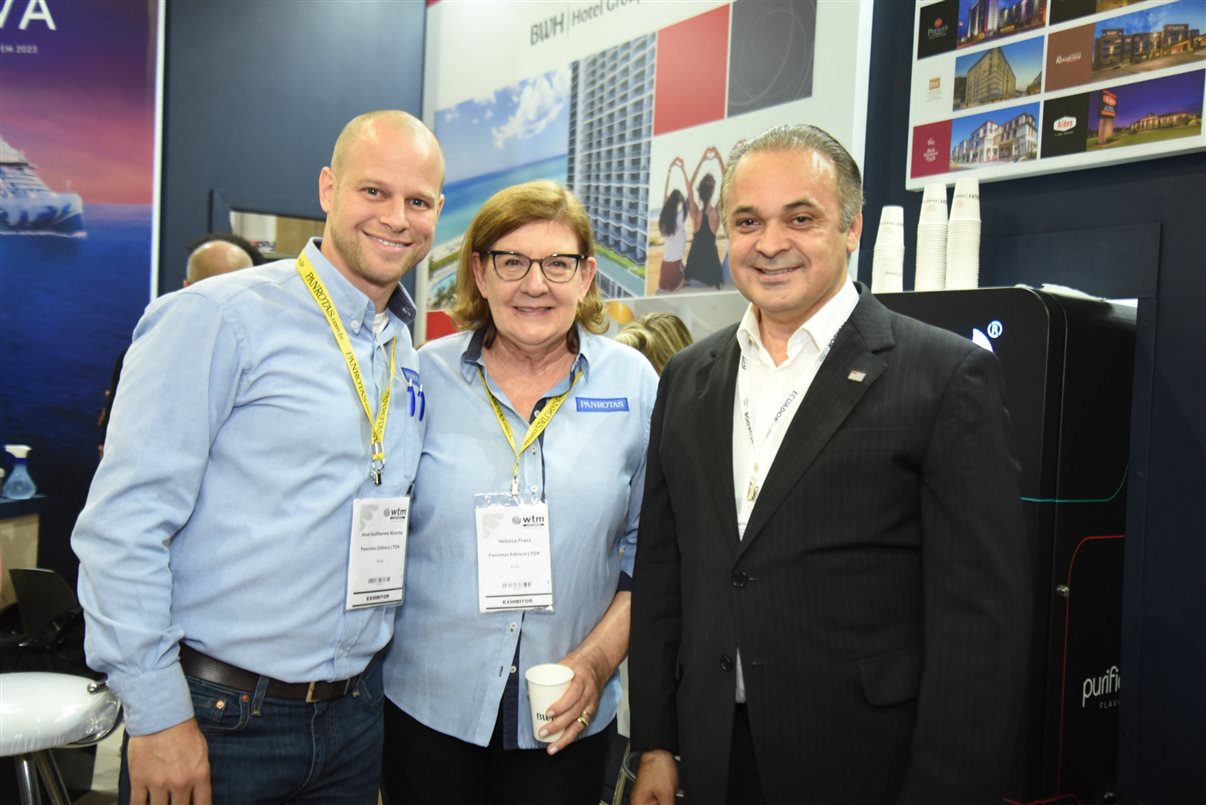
[720,124,865,232]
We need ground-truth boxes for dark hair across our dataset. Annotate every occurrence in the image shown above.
[659,190,684,237]
[185,232,266,265]
[720,124,864,231]
[697,173,716,207]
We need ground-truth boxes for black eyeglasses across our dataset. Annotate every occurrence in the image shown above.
[485,250,584,283]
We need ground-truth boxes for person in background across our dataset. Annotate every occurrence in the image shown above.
[657,159,690,293]
[380,180,658,805]
[684,146,725,289]
[614,312,694,376]
[73,109,444,805]
[184,232,266,284]
[629,123,1030,805]
[97,233,264,456]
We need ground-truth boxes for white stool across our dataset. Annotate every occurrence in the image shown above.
[0,672,121,805]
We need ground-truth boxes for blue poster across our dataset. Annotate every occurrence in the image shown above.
[1,0,160,572]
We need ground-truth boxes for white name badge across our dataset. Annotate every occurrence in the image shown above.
[346,496,409,610]
[474,493,554,613]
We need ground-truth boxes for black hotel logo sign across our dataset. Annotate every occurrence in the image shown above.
[1041,94,1090,159]
[916,0,958,60]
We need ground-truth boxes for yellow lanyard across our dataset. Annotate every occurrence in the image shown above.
[479,366,582,497]
[297,253,396,484]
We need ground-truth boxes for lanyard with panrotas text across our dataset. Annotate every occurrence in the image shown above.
[737,352,804,504]
[297,253,397,485]
[479,366,582,497]
[737,331,838,502]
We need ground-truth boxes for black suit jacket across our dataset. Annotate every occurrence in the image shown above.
[630,286,1031,805]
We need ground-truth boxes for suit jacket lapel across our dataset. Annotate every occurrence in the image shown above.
[738,288,895,554]
[695,330,742,543]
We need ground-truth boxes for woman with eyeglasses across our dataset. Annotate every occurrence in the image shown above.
[379,180,659,805]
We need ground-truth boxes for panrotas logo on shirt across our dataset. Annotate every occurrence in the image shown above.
[577,397,630,412]
[512,514,547,527]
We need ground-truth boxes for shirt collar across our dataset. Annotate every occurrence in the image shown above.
[736,279,859,367]
[303,238,417,331]
[459,324,592,383]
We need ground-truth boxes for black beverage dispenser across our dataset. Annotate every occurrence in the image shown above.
[878,287,1135,805]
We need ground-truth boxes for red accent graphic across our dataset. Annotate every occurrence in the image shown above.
[1056,534,1124,797]
[910,120,952,178]
[1003,794,1083,805]
[654,6,730,136]
[424,310,457,342]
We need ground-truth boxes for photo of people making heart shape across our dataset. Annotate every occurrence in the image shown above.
[651,145,729,294]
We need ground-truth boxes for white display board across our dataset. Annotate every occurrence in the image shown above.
[419,0,874,341]
[907,0,1206,190]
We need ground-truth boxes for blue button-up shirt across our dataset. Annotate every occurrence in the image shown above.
[73,238,424,735]
[383,326,657,748]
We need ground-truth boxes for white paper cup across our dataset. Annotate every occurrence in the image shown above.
[920,183,948,224]
[879,204,904,227]
[877,206,905,251]
[953,176,979,198]
[945,217,981,290]
[876,220,904,247]
[872,240,905,293]
[525,663,574,742]
[950,177,980,221]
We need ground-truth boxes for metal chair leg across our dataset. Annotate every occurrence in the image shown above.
[14,755,42,805]
[612,740,632,805]
[32,749,73,805]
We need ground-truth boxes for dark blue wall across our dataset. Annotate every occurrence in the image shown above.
[160,0,427,290]
[863,3,1206,801]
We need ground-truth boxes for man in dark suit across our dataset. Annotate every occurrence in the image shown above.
[629,124,1030,805]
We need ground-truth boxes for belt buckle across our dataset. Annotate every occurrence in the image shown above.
[305,681,321,704]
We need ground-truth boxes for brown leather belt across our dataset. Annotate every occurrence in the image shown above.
[179,644,360,703]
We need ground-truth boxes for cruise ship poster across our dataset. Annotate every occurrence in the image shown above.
[1,0,162,571]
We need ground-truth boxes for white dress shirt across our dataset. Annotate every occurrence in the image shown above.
[730,280,859,700]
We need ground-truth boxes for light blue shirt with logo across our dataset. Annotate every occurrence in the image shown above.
[73,239,424,736]
[383,326,658,748]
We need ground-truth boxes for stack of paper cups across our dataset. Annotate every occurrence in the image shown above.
[871,205,905,293]
[914,183,948,291]
[946,177,981,289]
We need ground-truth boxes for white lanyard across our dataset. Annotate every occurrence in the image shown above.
[737,352,804,503]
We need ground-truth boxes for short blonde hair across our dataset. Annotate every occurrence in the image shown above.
[614,312,693,375]
[450,180,606,347]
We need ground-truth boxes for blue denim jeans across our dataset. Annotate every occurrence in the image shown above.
[119,658,384,804]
